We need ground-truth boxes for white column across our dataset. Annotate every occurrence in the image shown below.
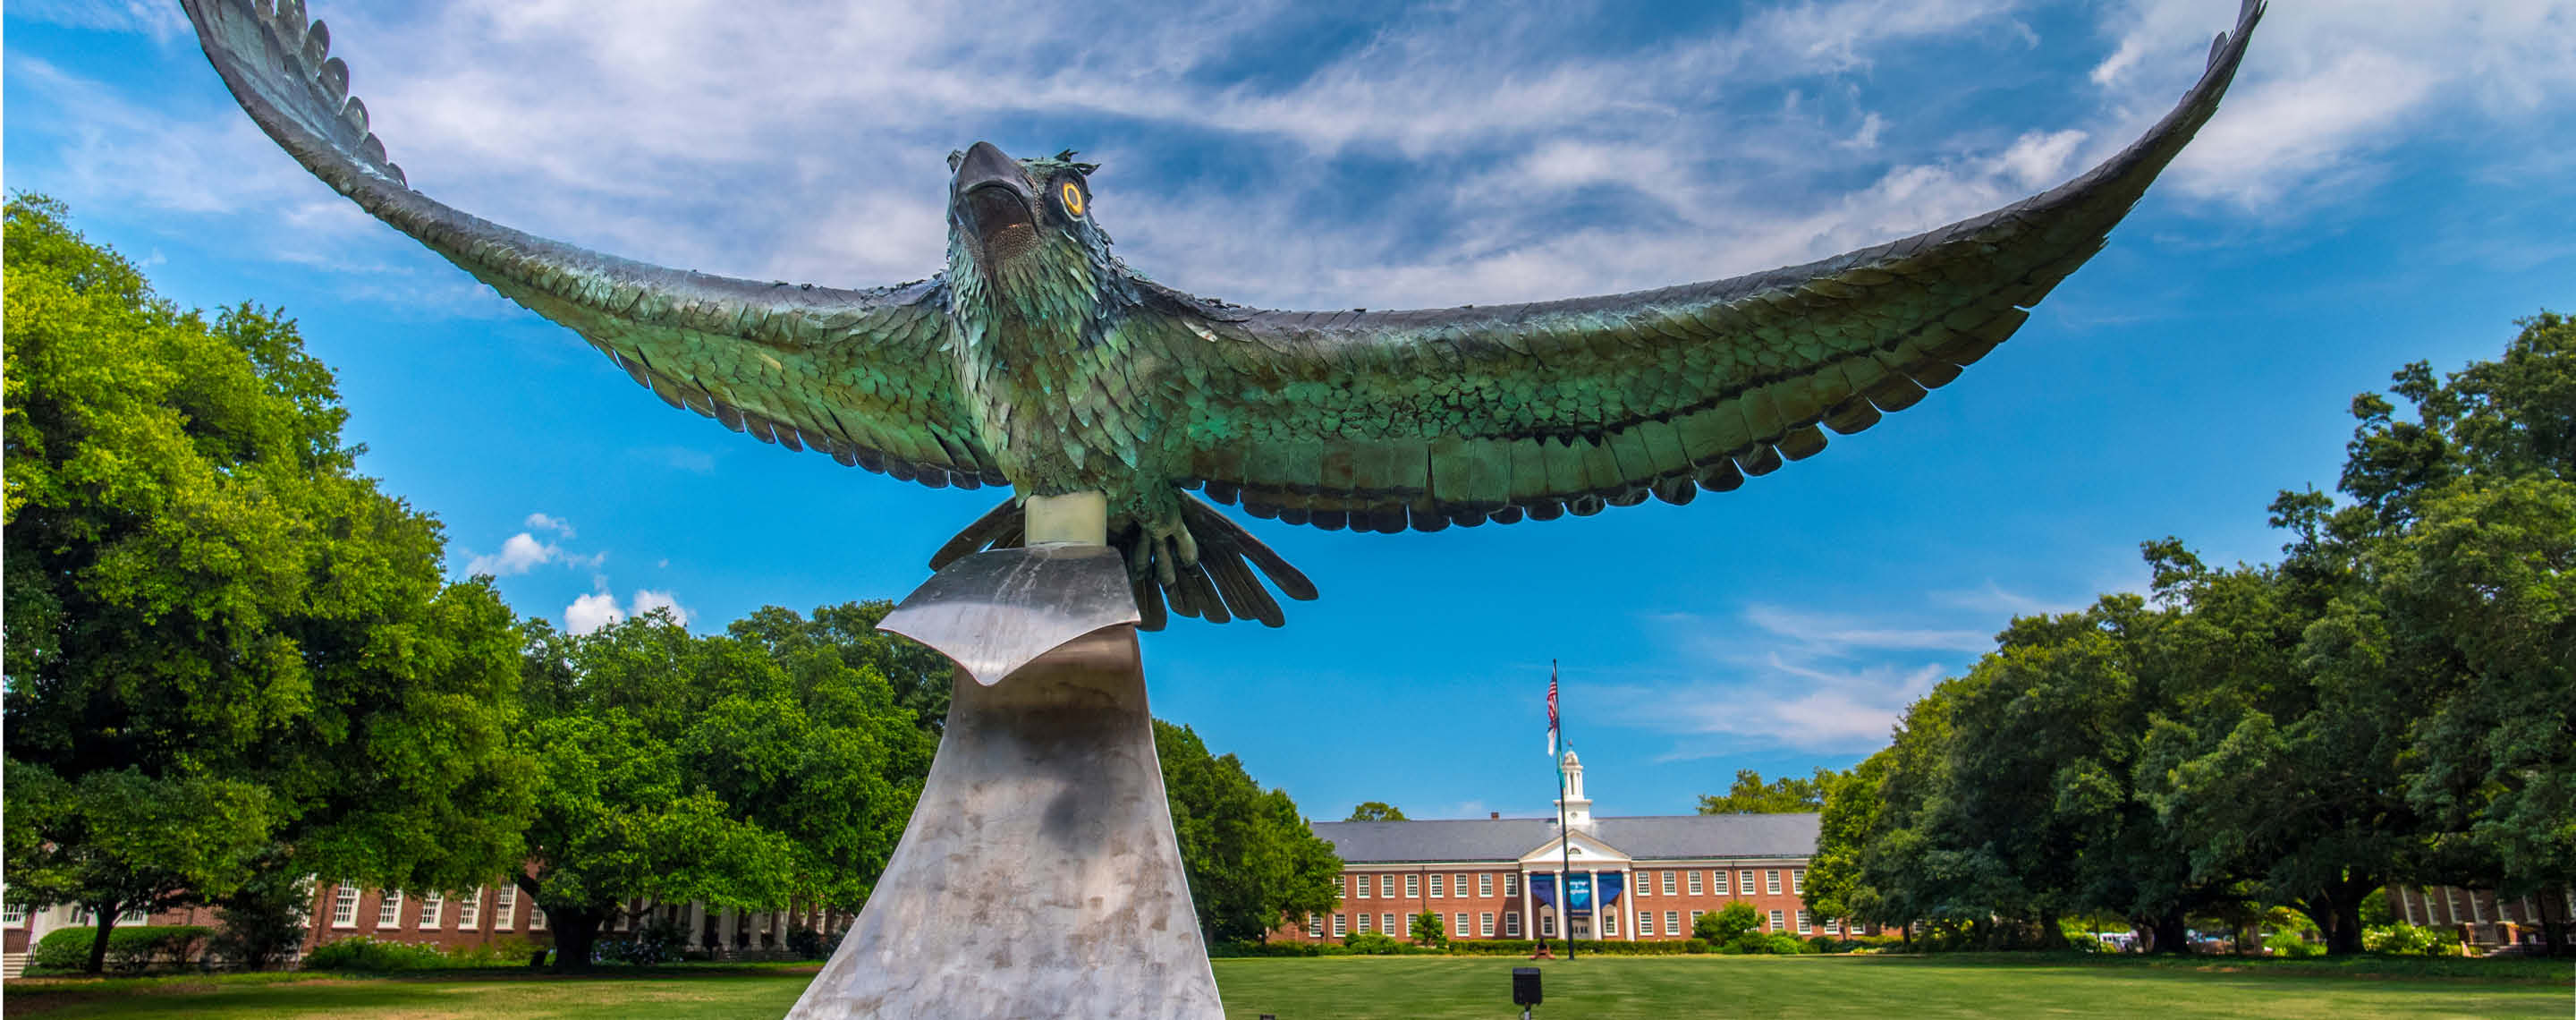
[1587,871,1599,941]
[717,906,736,952]
[1624,868,1636,941]
[685,902,705,950]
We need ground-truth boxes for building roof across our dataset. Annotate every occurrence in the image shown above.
[1311,812,1821,864]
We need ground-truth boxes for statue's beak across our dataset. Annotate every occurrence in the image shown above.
[951,141,1036,261]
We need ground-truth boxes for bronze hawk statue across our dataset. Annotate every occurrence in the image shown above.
[184,0,2265,629]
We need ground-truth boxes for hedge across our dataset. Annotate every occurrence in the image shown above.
[1448,939,1712,956]
[30,925,213,973]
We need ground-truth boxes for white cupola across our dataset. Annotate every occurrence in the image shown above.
[1555,749,1594,832]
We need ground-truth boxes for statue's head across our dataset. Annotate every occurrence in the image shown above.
[945,141,1108,293]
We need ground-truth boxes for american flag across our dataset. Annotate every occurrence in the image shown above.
[1546,662,1559,757]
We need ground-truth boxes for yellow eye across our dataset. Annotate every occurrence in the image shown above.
[1060,182,1086,217]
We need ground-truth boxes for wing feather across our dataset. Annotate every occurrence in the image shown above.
[182,0,993,487]
[1146,1,2262,528]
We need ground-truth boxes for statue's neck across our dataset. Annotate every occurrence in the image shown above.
[947,238,1122,357]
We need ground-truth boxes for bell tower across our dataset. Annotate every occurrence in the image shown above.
[1555,749,1594,832]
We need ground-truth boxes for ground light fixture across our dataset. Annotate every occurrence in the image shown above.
[1514,966,1544,1018]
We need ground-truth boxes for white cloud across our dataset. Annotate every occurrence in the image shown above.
[465,532,560,576]
[524,512,576,538]
[563,586,691,634]
[564,590,624,634]
[9,0,186,38]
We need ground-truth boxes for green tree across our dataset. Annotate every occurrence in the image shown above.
[513,608,932,969]
[1154,720,1343,943]
[1803,752,1885,924]
[1410,910,1446,946]
[1697,769,1829,814]
[1345,802,1408,821]
[2,196,533,973]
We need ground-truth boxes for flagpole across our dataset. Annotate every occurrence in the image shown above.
[1555,659,1573,962]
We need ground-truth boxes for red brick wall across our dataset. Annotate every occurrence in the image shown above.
[303,883,553,955]
[1270,861,1887,944]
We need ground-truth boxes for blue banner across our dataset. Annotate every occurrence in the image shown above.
[1530,872,1557,909]
[1566,873,1592,911]
[1597,871,1623,906]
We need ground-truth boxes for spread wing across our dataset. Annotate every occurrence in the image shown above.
[1146,0,2263,531]
[182,0,1002,489]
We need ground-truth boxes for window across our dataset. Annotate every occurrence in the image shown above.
[1456,912,1470,939]
[1382,913,1395,935]
[1826,917,1842,935]
[531,907,547,931]
[1505,912,1521,938]
[1766,870,1782,896]
[2,900,24,926]
[1333,914,1347,937]
[1797,909,1813,934]
[1638,912,1655,936]
[1479,873,1493,897]
[377,891,404,928]
[69,905,95,926]
[1792,869,1805,895]
[1662,871,1676,897]
[459,888,483,929]
[1690,910,1705,931]
[1356,874,1370,899]
[1378,875,1394,898]
[1665,911,1681,938]
[1602,910,1618,937]
[1357,913,1372,933]
[1634,873,1648,898]
[1429,874,1445,898]
[1768,909,1784,931]
[332,886,360,927]
[1405,874,1419,898]
[1688,871,1704,896]
[1541,913,1556,937]
[1453,873,1470,898]
[1504,873,1519,897]
[1741,871,1756,895]
[1307,914,1322,938]
[495,886,517,930]
[419,892,445,929]
[1480,912,1496,938]
[117,905,148,924]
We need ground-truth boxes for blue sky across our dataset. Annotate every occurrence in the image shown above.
[7,0,2572,823]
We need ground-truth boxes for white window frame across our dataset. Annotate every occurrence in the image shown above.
[1767,870,1782,896]
[1504,872,1519,897]
[1479,912,1496,938]
[1404,874,1419,899]
[1479,873,1493,897]
[1356,913,1372,933]
[1378,875,1394,898]
[2,900,24,926]
[1635,872,1648,898]
[458,887,483,929]
[1741,870,1756,895]
[1798,909,1813,934]
[1792,868,1805,895]
[1769,909,1784,931]
[495,885,518,931]
[116,905,148,925]
[1504,911,1521,938]
[1541,912,1556,937]
[1307,914,1322,938]
[1667,910,1682,937]
[531,905,548,931]
[1602,910,1618,937]
[1455,911,1470,939]
[419,892,445,930]
[1688,871,1704,896]
[1453,873,1470,898]
[1690,909,1705,932]
[1381,912,1395,935]
[377,890,404,928]
[1333,913,1347,937]
[1662,871,1676,897]
[1429,873,1445,898]
[1355,874,1370,899]
[331,886,360,928]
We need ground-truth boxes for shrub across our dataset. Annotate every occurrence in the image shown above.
[1209,940,1351,957]
[302,936,449,972]
[2363,923,2456,956]
[1807,935,1839,954]
[30,925,213,973]
[1448,939,1705,956]
[1694,903,1761,944]
[1683,939,1710,954]
[1343,931,1402,955]
[2263,930,2324,958]
[786,925,845,961]
[445,936,538,968]
[603,916,688,965]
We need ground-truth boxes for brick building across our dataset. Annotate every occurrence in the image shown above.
[1278,751,1885,945]
[2390,884,2575,953]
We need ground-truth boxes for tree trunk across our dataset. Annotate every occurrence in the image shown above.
[2302,875,2378,956]
[84,903,120,975]
[2149,908,2190,956]
[2531,888,2567,959]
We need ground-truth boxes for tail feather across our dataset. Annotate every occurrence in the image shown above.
[930,492,1319,630]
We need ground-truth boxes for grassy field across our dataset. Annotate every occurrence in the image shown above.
[3,954,2566,1019]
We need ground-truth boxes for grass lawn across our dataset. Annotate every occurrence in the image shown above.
[3,954,2566,1019]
